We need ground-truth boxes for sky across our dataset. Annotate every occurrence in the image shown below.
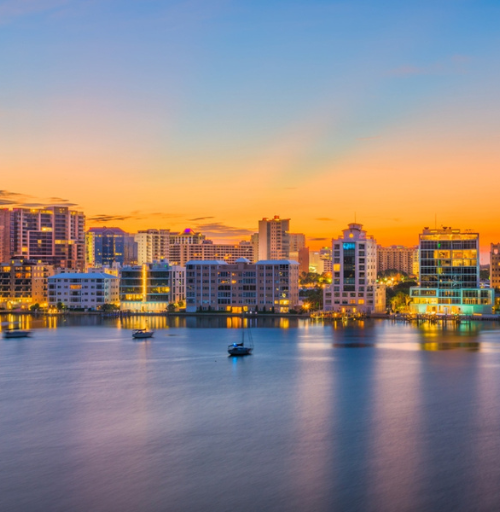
[1,0,499,258]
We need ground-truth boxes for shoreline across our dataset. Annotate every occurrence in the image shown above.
[1,310,499,322]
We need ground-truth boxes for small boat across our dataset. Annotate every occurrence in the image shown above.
[3,329,31,339]
[132,329,154,339]
[228,327,253,356]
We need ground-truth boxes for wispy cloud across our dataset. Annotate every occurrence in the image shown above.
[0,190,80,208]
[390,55,471,77]
[309,237,328,241]
[189,216,215,221]
[87,210,185,224]
[88,214,132,223]
[0,0,70,24]
[194,222,253,240]
[0,190,33,205]
[315,217,334,221]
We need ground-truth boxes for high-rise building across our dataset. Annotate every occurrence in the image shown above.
[86,227,135,267]
[323,223,385,313]
[185,258,299,313]
[0,209,11,262]
[250,233,259,262]
[289,233,306,252]
[135,229,171,264]
[491,244,500,290]
[410,227,494,314]
[11,207,85,269]
[258,216,290,260]
[377,245,417,275]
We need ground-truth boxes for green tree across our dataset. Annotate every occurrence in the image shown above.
[167,303,176,313]
[100,303,119,312]
[30,303,40,312]
[56,301,65,311]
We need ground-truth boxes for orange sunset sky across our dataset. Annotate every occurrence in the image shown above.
[1,1,499,260]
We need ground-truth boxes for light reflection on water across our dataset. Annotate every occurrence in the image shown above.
[1,316,500,511]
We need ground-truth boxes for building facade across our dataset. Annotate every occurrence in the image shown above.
[410,227,494,315]
[0,209,11,263]
[258,216,290,260]
[250,233,259,263]
[86,227,136,267]
[135,229,171,264]
[491,244,500,290]
[186,258,299,313]
[0,259,54,309]
[48,273,119,309]
[323,223,385,313]
[168,241,254,267]
[11,207,85,269]
[120,262,185,312]
[170,229,206,245]
[377,245,417,275]
[289,233,306,252]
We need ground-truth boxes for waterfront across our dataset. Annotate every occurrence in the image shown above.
[1,318,500,511]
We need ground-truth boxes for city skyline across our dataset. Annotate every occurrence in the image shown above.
[2,0,499,255]
[0,201,495,262]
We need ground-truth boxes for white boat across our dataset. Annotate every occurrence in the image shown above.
[132,329,154,339]
[228,327,253,356]
[3,330,31,339]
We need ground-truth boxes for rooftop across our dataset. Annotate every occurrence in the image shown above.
[49,273,118,280]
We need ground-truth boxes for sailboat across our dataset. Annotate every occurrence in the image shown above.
[228,325,253,356]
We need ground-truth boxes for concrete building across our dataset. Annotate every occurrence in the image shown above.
[377,245,417,275]
[491,244,500,290]
[410,227,494,315]
[169,241,254,267]
[258,216,290,260]
[0,259,54,309]
[290,246,309,275]
[250,233,259,263]
[11,207,85,270]
[289,233,306,252]
[323,223,385,314]
[135,229,171,264]
[120,261,185,312]
[186,258,299,313]
[48,273,119,309]
[308,247,333,274]
[0,209,11,263]
[170,229,206,245]
[86,227,136,267]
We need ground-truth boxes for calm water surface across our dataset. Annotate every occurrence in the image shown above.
[1,315,500,512]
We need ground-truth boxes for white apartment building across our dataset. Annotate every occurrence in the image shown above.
[258,216,290,260]
[48,273,119,309]
[323,223,385,313]
[168,241,254,267]
[135,229,171,264]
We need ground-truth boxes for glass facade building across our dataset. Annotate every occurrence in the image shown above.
[410,227,494,314]
[86,227,136,267]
